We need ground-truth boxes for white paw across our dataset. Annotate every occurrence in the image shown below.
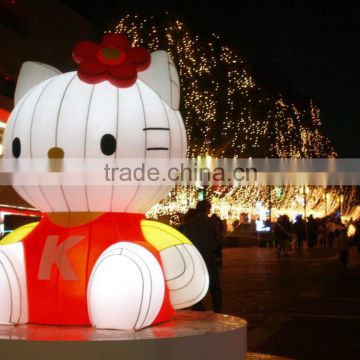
[0,243,28,325]
[88,242,165,330]
[160,244,209,309]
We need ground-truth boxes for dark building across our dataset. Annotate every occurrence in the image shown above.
[0,0,97,212]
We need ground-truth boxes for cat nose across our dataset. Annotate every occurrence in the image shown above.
[48,147,64,159]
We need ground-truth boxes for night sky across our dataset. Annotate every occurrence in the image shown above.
[66,0,360,157]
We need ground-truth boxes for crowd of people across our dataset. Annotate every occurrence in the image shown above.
[274,214,359,265]
[176,205,359,313]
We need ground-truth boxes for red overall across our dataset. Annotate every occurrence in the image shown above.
[22,212,174,325]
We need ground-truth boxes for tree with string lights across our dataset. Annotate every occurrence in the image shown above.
[109,14,354,222]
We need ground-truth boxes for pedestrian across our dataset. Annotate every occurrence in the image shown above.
[307,215,317,248]
[183,200,223,313]
[326,218,336,248]
[211,213,224,266]
[293,215,306,249]
[338,227,350,266]
[178,207,198,232]
[317,221,326,248]
[274,215,291,257]
[353,219,360,253]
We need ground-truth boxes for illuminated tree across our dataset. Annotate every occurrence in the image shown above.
[111,15,335,158]
[109,15,354,221]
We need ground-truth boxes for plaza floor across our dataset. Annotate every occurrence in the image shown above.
[204,245,360,359]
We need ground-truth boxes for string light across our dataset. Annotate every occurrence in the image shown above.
[109,15,355,224]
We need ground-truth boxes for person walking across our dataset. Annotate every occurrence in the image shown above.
[183,200,223,313]
[326,218,336,248]
[353,219,360,253]
[178,207,198,232]
[338,227,350,266]
[318,221,326,248]
[307,215,318,248]
[274,215,291,257]
[211,213,224,266]
[293,215,306,249]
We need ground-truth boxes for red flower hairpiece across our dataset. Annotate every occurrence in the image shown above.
[72,34,151,88]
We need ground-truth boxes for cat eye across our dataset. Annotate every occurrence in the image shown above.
[100,134,117,156]
[12,137,21,158]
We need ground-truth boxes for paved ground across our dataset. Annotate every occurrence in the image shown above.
[201,245,360,359]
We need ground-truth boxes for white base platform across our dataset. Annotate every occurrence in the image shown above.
[0,311,247,360]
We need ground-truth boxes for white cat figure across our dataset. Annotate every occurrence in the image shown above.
[0,34,209,330]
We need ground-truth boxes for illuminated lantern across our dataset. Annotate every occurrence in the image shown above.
[0,34,209,330]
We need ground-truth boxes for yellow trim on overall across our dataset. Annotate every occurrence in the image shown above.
[141,220,192,251]
[0,222,39,245]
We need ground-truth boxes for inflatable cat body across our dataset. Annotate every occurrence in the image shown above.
[0,34,209,330]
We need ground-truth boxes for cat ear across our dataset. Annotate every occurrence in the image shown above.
[15,62,62,105]
[138,51,180,110]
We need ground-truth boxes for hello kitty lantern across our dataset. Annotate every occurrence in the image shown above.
[0,34,209,330]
